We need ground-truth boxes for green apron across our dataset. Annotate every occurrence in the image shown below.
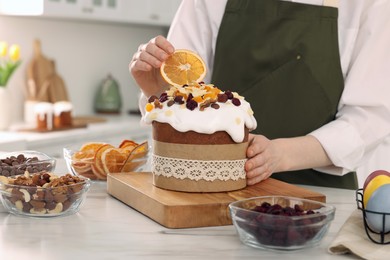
[211,0,358,189]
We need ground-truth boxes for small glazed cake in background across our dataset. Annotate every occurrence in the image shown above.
[34,102,54,131]
[142,82,257,192]
[53,101,73,128]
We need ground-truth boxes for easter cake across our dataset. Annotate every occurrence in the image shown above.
[142,82,257,192]
[53,101,73,128]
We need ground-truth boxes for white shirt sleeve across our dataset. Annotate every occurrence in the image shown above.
[311,1,390,178]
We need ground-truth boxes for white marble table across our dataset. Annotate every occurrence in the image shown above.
[0,160,359,260]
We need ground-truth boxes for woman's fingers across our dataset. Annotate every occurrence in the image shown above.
[245,134,278,185]
[151,35,175,54]
[130,35,175,72]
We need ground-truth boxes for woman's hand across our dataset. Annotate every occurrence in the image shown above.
[245,134,333,185]
[245,134,282,185]
[129,35,175,97]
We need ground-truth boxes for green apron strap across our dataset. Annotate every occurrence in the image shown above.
[212,0,358,189]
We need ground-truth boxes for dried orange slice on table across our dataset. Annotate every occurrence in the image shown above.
[119,139,139,154]
[121,141,149,173]
[91,144,115,180]
[101,148,128,174]
[160,49,206,85]
[71,142,105,174]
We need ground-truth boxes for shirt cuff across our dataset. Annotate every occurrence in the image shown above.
[138,92,147,117]
[309,119,365,174]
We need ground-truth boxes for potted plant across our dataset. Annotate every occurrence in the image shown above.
[0,41,21,130]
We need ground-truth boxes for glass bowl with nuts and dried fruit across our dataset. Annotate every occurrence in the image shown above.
[0,171,90,217]
[0,151,56,177]
[229,196,335,251]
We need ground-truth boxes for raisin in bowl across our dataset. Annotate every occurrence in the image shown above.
[229,196,335,250]
[0,171,90,217]
[0,151,56,177]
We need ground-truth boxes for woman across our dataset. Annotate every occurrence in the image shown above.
[130,0,390,189]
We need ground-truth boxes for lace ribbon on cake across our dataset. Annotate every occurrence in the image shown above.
[152,155,246,181]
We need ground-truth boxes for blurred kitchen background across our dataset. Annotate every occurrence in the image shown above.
[0,0,180,125]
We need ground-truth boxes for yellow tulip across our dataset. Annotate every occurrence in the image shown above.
[9,44,20,61]
[0,41,8,57]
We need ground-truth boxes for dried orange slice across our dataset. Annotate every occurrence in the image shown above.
[160,49,206,86]
[121,141,149,173]
[91,164,107,180]
[71,160,92,173]
[119,139,139,154]
[71,142,105,175]
[101,148,128,174]
[80,142,106,156]
[92,144,115,178]
[119,140,138,149]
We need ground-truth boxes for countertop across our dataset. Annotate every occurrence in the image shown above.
[0,160,359,260]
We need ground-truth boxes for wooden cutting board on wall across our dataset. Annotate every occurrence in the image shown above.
[107,172,326,229]
[26,39,69,102]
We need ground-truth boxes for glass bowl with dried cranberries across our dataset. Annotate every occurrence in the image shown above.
[229,196,335,250]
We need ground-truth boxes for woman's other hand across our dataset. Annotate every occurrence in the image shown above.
[129,35,175,97]
[245,134,281,185]
[245,134,333,185]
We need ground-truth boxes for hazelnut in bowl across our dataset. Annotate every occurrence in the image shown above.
[0,171,91,217]
[229,196,335,250]
[0,151,56,177]
[63,141,149,180]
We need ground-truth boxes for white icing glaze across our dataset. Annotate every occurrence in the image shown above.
[53,101,73,116]
[34,102,53,129]
[142,85,257,143]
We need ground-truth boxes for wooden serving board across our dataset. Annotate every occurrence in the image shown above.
[107,172,326,229]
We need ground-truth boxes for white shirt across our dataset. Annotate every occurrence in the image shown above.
[167,0,390,186]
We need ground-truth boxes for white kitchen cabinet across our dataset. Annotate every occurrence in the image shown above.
[40,0,181,26]
[146,0,182,26]
[43,0,123,22]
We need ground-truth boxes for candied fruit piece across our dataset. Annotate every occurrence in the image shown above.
[153,99,163,109]
[148,95,158,103]
[217,93,228,103]
[211,103,220,109]
[145,103,154,112]
[186,93,194,101]
[232,98,241,106]
[225,90,234,99]
[193,96,203,103]
[174,95,185,104]
[186,99,198,110]
[203,93,216,100]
